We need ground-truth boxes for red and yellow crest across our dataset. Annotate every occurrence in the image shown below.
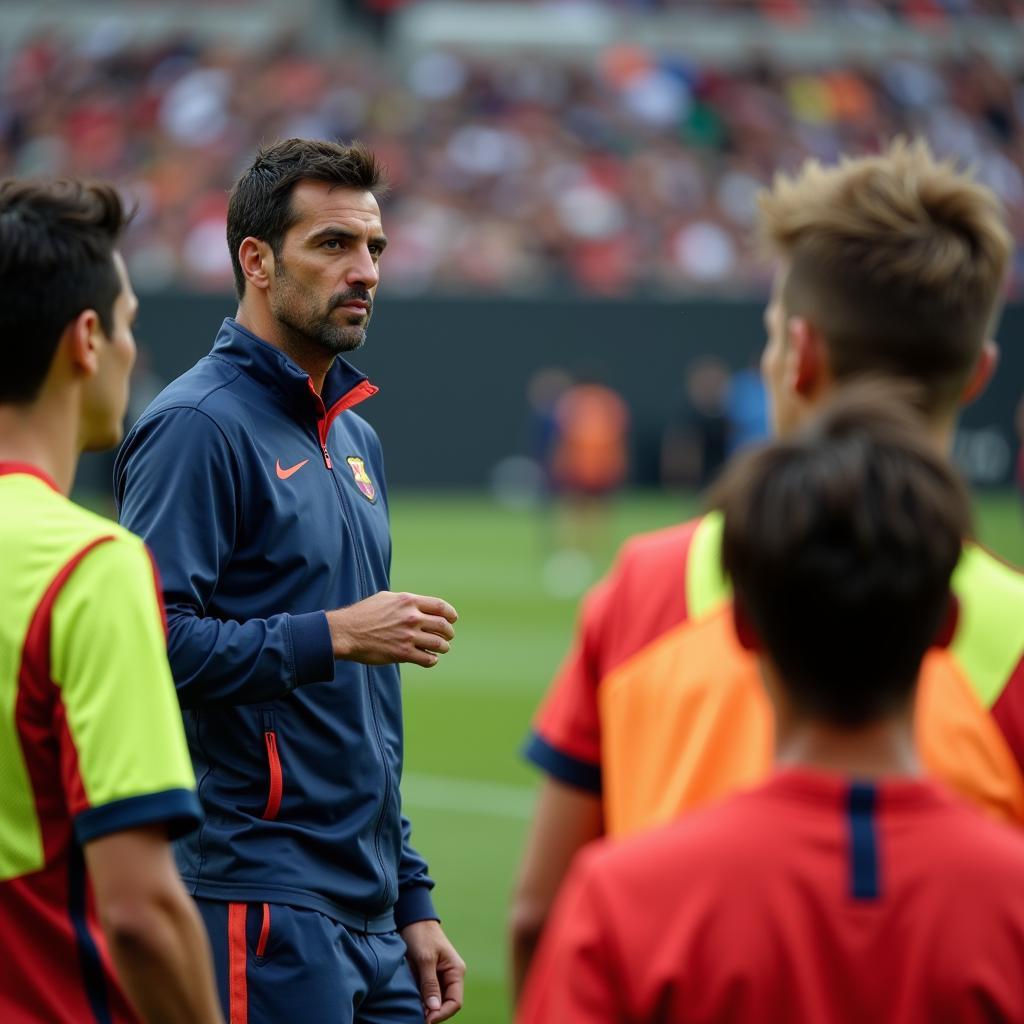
[346,456,376,502]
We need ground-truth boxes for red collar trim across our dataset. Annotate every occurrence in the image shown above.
[0,462,60,492]
[325,379,379,423]
[306,377,379,443]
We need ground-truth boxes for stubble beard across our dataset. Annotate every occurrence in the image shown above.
[271,273,371,357]
[275,299,369,355]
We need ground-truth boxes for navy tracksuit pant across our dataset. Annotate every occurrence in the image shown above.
[196,899,423,1023]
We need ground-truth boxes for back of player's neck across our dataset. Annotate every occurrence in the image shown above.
[925,415,956,458]
[774,715,920,781]
[0,402,76,494]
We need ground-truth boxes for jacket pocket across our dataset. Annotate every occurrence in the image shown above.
[260,711,282,821]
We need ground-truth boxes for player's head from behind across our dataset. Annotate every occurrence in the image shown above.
[758,138,1012,438]
[228,138,389,356]
[713,383,971,731]
[0,178,136,450]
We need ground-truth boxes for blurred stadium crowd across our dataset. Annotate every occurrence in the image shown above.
[2,17,1023,296]
[349,0,1024,21]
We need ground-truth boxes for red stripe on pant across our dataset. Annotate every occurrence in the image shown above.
[228,903,248,1024]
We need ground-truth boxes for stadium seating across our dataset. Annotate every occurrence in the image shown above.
[1,15,1022,295]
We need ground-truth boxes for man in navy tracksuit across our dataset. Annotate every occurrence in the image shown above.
[115,139,465,1024]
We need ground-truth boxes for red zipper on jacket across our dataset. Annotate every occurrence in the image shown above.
[261,732,282,821]
[305,378,378,470]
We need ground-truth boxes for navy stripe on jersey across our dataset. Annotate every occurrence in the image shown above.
[524,731,603,793]
[69,843,113,1024]
[846,782,880,901]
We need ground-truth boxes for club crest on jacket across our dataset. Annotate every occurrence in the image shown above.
[346,456,376,502]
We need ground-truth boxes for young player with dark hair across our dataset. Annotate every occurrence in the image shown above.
[519,388,1024,1024]
[511,140,1024,995]
[0,179,223,1023]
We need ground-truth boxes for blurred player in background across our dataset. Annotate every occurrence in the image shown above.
[545,375,630,591]
[116,140,464,1024]
[659,357,731,490]
[0,180,222,1023]
[519,388,1024,1024]
[511,139,1024,996]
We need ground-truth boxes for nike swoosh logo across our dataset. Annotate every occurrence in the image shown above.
[276,458,309,480]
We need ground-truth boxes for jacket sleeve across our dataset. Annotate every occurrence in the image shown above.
[393,812,438,929]
[114,406,335,708]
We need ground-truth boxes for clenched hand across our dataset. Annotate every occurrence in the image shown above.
[327,591,458,668]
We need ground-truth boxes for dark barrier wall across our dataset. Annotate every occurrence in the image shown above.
[82,293,1023,490]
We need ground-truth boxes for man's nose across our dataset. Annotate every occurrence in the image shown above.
[346,246,379,288]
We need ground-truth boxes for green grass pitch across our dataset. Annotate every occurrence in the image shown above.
[390,490,1024,1024]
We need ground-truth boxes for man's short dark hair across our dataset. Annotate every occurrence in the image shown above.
[712,382,972,728]
[0,179,128,404]
[227,138,388,299]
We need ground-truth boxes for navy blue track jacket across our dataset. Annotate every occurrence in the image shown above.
[114,318,436,933]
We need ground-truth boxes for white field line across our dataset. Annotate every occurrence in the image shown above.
[401,773,536,820]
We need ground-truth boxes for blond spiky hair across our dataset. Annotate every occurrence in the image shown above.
[757,138,1012,412]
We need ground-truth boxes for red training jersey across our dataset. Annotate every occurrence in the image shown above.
[519,769,1024,1024]
[525,516,1024,833]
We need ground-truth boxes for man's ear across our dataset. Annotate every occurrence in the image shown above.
[960,340,998,407]
[238,237,273,292]
[66,309,102,378]
[787,316,831,401]
[933,594,960,650]
[732,599,761,652]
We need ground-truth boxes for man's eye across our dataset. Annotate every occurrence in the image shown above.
[322,239,342,250]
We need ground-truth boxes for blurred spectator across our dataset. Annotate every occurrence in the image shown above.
[3,28,1024,295]
[660,357,731,489]
[527,366,575,497]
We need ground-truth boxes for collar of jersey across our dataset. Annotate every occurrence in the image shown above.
[211,317,378,418]
[0,462,60,492]
[762,766,950,812]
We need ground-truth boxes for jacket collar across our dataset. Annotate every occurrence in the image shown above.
[211,317,378,421]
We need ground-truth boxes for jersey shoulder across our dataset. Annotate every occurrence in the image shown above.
[614,517,702,574]
[600,511,729,647]
[1,476,137,564]
[0,479,154,666]
[587,517,706,662]
[951,543,1024,709]
[583,787,772,898]
[957,543,1024,600]
[611,513,717,595]
[902,795,1024,920]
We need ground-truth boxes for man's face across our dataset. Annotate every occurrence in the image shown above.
[760,268,798,437]
[268,181,385,356]
[82,252,138,451]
